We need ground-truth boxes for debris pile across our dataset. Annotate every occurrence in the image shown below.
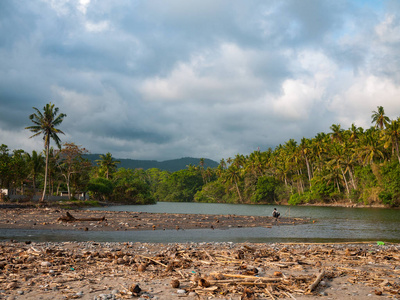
[0,207,308,231]
[1,241,399,299]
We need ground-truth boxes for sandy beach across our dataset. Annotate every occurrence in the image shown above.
[0,207,399,299]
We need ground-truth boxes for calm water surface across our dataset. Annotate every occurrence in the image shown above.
[1,202,400,243]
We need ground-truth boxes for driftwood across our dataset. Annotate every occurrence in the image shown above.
[57,212,106,223]
[306,270,325,292]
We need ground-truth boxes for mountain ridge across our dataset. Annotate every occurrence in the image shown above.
[83,154,219,172]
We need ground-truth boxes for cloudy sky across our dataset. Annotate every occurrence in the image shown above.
[1,0,400,162]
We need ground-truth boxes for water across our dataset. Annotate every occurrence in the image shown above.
[2,202,400,243]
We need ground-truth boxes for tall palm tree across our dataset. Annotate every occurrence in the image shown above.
[382,118,400,163]
[224,165,243,202]
[371,106,390,130]
[300,137,313,188]
[26,103,66,201]
[358,128,385,165]
[96,152,120,179]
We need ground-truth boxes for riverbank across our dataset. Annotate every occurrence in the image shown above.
[1,240,399,299]
[0,207,308,232]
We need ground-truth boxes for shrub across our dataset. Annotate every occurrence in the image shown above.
[251,176,280,203]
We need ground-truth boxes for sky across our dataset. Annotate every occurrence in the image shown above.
[1,0,400,162]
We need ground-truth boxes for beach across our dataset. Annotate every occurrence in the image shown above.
[0,207,399,299]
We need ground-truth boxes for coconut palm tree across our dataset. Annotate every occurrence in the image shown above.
[224,165,243,202]
[300,137,313,188]
[358,128,385,165]
[371,106,390,130]
[26,103,66,202]
[96,152,120,179]
[382,118,400,163]
[330,124,344,142]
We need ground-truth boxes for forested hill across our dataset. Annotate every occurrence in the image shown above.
[84,155,219,172]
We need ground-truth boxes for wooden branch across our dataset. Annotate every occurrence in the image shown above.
[137,255,185,279]
[306,270,325,292]
[138,255,168,267]
[57,212,106,222]
[265,287,276,300]
[222,274,283,282]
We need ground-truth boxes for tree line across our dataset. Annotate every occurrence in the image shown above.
[0,104,399,207]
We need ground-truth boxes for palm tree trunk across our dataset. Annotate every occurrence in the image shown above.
[67,174,72,200]
[235,181,243,202]
[304,155,312,188]
[395,138,400,164]
[340,167,350,195]
[41,140,49,202]
[348,167,357,190]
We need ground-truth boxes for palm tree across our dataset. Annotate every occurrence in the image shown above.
[96,152,120,179]
[382,118,400,163]
[330,124,344,142]
[300,137,313,188]
[26,103,66,201]
[224,165,243,202]
[358,128,385,165]
[371,106,390,130]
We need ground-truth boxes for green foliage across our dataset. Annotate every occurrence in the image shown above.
[288,193,303,205]
[354,165,381,204]
[379,160,400,206]
[154,168,204,202]
[87,177,113,201]
[194,180,226,203]
[251,176,279,203]
[1,105,400,207]
[111,168,155,204]
[309,176,336,202]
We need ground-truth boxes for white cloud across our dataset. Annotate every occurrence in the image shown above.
[329,74,400,128]
[78,0,90,15]
[375,14,400,44]
[272,79,324,121]
[85,20,110,33]
[271,50,335,121]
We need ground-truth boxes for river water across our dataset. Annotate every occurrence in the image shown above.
[1,202,400,243]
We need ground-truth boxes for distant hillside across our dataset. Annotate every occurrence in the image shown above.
[84,155,219,172]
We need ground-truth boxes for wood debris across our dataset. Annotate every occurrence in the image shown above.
[0,241,399,299]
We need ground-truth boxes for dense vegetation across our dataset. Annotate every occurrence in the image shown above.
[1,104,400,207]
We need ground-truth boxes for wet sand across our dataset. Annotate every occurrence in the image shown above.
[0,207,308,232]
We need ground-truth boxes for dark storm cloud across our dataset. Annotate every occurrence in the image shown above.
[1,0,400,161]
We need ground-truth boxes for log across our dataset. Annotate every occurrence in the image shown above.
[306,270,325,292]
[222,274,283,282]
[57,212,106,223]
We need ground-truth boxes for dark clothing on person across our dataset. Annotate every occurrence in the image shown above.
[272,208,280,219]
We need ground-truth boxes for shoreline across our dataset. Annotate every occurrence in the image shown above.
[0,199,395,210]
